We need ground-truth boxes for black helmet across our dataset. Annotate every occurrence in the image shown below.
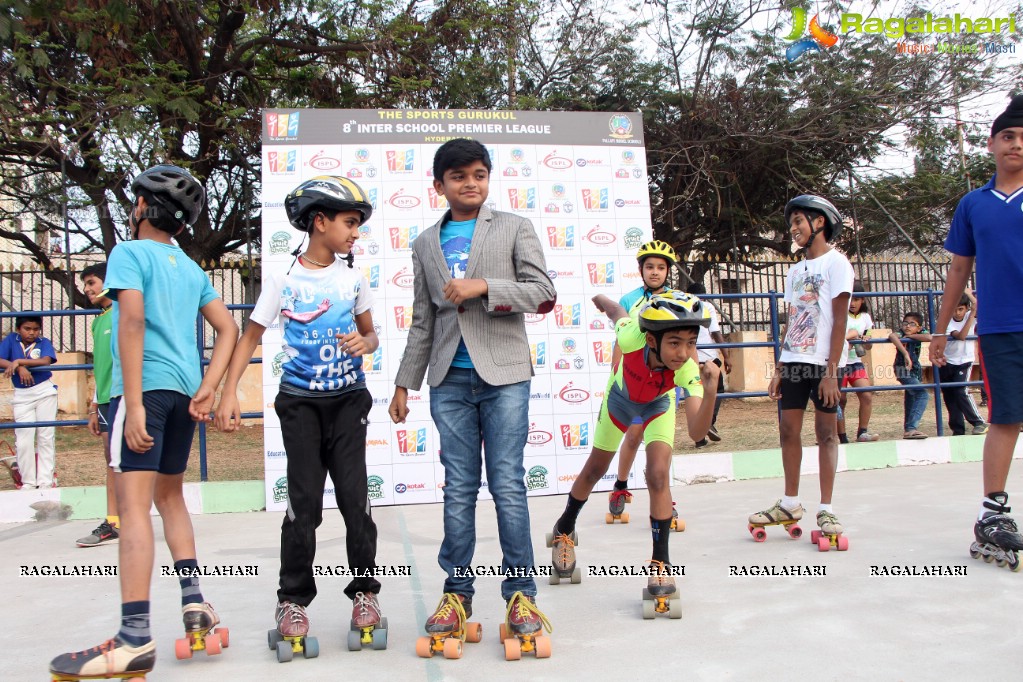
[131,164,205,227]
[285,176,373,231]
[784,195,843,242]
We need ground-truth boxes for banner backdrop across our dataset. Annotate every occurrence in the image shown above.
[261,109,655,512]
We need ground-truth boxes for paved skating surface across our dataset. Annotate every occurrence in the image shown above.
[7,460,1022,681]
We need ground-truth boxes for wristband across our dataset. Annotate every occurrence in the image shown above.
[930,333,947,337]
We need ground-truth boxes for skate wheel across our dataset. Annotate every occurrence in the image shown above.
[443,636,463,659]
[673,518,686,532]
[752,528,767,543]
[379,616,388,630]
[504,636,522,661]
[642,599,656,619]
[818,536,830,552]
[970,548,981,560]
[416,636,435,658]
[276,639,293,663]
[535,634,552,658]
[465,621,483,643]
[303,636,319,659]
[571,566,582,584]
[371,627,388,650]
[1010,554,1023,573]
[267,629,283,650]
[498,623,508,642]
[549,570,561,585]
[837,535,850,551]
[788,524,802,539]
[545,532,553,548]
[214,627,230,648]
[175,637,193,660]
[810,530,821,544]
[984,553,995,563]
[668,598,683,619]
[621,512,630,524]
[204,631,223,655]
[605,513,614,524]
[348,629,363,651]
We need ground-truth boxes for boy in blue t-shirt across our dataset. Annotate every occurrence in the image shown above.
[216,175,385,652]
[888,312,931,439]
[0,315,57,488]
[931,94,1023,568]
[51,165,239,680]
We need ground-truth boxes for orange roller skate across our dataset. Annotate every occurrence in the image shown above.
[607,488,632,524]
[175,602,228,660]
[499,592,552,661]
[416,593,481,659]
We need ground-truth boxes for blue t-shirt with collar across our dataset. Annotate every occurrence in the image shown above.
[105,239,219,398]
[441,218,476,368]
[945,175,1023,334]
[0,332,56,388]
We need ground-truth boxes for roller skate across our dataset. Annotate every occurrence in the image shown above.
[641,560,682,619]
[267,601,318,663]
[670,502,685,532]
[546,525,580,585]
[748,500,803,542]
[348,591,388,651]
[499,592,552,660]
[175,602,228,660]
[970,493,1023,572]
[810,510,849,551]
[606,488,632,524]
[50,636,155,681]
[416,593,481,659]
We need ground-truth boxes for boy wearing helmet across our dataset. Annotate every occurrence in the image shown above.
[747,195,854,546]
[216,175,386,654]
[607,240,678,516]
[548,291,719,604]
[51,165,239,680]
[931,95,1023,569]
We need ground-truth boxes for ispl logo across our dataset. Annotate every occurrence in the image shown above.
[397,428,427,455]
[581,188,609,211]
[389,225,420,251]
[784,7,839,61]
[543,151,572,170]
[527,422,553,445]
[391,267,415,289]
[386,149,415,172]
[560,423,590,448]
[388,189,421,210]
[507,188,537,211]
[592,341,613,366]
[587,262,615,286]
[547,225,575,248]
[530,342,547,369]
[427,187,448,210]
[266,112,300,138]
[393,305,414,331]
[554,303,581,329]
[558,382,590,403]
[361,264,380,289]
[584,225,616,246]
[267,150,296,174]
[524,312,547,325]
[308,150,340,171]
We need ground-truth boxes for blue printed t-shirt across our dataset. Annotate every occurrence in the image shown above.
[250,260,373,394]
[441,218,476,368]
[619,286,674,319]
[945,176,1023,334]
[0,332,56,388]
[105,240,219,398]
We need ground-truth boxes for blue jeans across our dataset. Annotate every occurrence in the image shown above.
[896,368,929,431]
[430,368,535,600]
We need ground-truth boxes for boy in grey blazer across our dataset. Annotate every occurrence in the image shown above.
[389,139,557,649]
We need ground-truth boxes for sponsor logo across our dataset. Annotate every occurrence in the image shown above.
[397,428,427,454]
[530,391,552,401]
[510,148,525,163]
[530,342,547,369]
[624,227,644,250]
[393,305,414,331]
[587,262,615,286]
[558,382,590,403]
[266,449,286,459]
[554,304,580,329]
[355,148,371,162]
[271,351,288,378]
[269,231,292,255]
[395,482,427,493]
[784,8,839,62]
[427,188,448,210]
[576,158,605,167]
[581,188,609,211]
[364,349,383,373]
[615,168,630,179]
[390,266,415,289]
[273,476,288,503]
[584,225,616,245]
[546,224,575,248]
[386,149,415,172]
[573,356,585,370]
[503,167,519,177]
[555,359,570,370]
[308,150,340,171]
[543,151,573,170]
[622,150,636,164]
[267,149,297,174]
[560,423,590,447]
[367,475,384,500]
[614,198,643,208]
[366,438,389,447]
[562,338,577,353]
[592,341,613,366]
[388,189,421,210]
[527,423,553,445]
[361,264,380,289]
[551,184,567,199]
[368,188,379,209]
[608,114,633,140]
[526,465,550,491]
[524,312,547,325]
[507,188,537,211]
[590,319,605,330]
[266,112,299,139]
[389,225,420,251]
[347,168,363,178]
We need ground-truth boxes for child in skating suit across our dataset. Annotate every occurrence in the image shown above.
[549,291,719,601]
[216,176,385,647]
[931,94,1023,569]
[747,195,854,541]
[50,164,238,680]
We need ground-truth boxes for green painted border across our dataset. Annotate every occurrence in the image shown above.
[731,448,785,480]
[59,487,110,520]
[200,481,265,513]
[844,441,899,470]
[949,436,985,463]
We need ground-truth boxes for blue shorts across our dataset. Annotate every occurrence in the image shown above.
[109,391,196,474]
[96,403,111,434]
[979,333,1023,424]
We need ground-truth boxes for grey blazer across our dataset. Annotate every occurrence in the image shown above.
[393,205,557,390]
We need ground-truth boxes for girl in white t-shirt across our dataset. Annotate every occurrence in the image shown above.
[838,285,880,443]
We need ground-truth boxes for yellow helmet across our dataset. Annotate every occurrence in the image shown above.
[638,291,711,333]
[636,240,677,266]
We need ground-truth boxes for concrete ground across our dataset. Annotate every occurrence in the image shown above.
[8,460,1022,681]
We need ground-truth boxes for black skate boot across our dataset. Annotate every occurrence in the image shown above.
[970,492,1023,572]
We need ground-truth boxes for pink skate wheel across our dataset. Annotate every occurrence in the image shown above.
[204,631,222,656]
[498,623,508,642]
[753,528,767,543]
[175,637,193,660]
[465,622,482,643]
[787,524,802,539]
[504,637,522,661]
[215,627,230,648]
[535,634,552,658]
[810,530,821,544]
[443,637,463,659]
[817,536,830,552]
[837,535,849,551]
[416,636,434,658]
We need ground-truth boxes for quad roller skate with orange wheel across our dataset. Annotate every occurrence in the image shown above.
[670,503,685,532]
[175,602,228,660]
[641,560,682,619]
[811,511,849,552]
[416,593,482,659]
[747,500,804,542]
[498,592,552,660]
[268,601,318,663]
[50,636,155,681]
[546,525,581,584]
[606,488,632,524]
[348,591,388,651]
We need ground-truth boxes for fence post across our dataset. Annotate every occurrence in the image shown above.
[926,289,945,436]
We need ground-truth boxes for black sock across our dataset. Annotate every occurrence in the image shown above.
[838,433,849,444]
[614,479,629,491]
[650,516,673,564]
[175,558,204,606]
[556,494,587,535]
[856,427,868,437]
[118,601,151,646]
